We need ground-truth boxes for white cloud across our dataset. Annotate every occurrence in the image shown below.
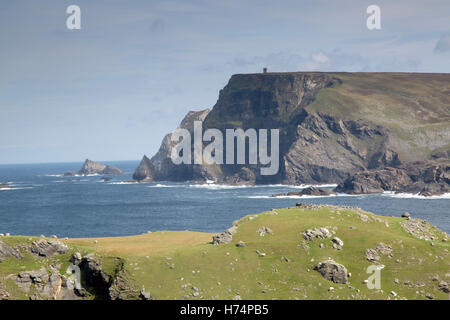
[312,52,329,64]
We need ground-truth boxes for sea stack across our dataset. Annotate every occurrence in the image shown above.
[65,159,123,176]
[132,156,158,182]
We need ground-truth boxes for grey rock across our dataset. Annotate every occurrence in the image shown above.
[71,252,82,265]
[212,226,237,245]
[272,186,336,197]
[30,240,69,257]
[314,260,348,284]
[257,226,273,236]
[332,237,344,246]
[236,241,246,247]
[140,288,151,300]
[402,212,411,218]
[365,248,380,262]
[438,281,449,293]
[302,227,332,241]
[0,240,23,262]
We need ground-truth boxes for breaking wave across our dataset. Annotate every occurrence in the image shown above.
[381,191,450,200]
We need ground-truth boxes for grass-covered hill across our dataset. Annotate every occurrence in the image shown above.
[0,204,449,300]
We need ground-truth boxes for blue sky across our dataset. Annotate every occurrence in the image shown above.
[0,0,449,164]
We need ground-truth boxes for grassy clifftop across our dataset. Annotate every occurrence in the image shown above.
[307,72,450,161]
[1,204,449,300]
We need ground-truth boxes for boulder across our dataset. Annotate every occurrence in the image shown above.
[314,260,348,284]
[212,226,237,245]
[257,226,273,236]
[438,281,449,293]
[365,248,380,262]
[236,241,246,247]
[140,288,151,300]
[71,252,82,265]
[302,227,332,241]
[332,237,344,246]
[401,212,411,218]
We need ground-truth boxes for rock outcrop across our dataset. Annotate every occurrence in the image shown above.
[336,159,449,196]
[212,226,237,245]
[135,72,449,185]
[79,254,140,300]
[30,240,69,257]
[272,186,336,197]
[65,159,123,176]
[314,259,348,284]
[302,227,333,241]
[0,240,23,262]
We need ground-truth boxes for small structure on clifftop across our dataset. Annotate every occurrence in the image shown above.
[263,67,267,73]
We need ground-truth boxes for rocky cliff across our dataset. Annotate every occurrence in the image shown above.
[336,158,450,195]
[134,72,450,185]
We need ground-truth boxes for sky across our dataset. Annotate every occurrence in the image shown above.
[0,0,449,164]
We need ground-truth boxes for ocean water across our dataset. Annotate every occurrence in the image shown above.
[0,161,449,238]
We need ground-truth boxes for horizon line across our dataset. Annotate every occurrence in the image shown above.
[0,159,141,166]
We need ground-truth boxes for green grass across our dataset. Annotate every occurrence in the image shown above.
[1,206,449,300]
[306,72,450,161]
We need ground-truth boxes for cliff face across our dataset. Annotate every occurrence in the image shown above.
[134,72,450,184]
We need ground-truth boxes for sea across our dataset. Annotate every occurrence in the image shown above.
[0,161,449,238]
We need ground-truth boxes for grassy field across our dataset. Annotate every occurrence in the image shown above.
[1,204,448,300]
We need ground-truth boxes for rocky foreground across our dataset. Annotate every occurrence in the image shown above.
[0,204,449,300]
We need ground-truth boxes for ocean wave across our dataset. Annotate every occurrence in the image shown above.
[248,193,359,199]
[189,184,251,190]
[289,184,338,189]
[381,191,450,200]
[0,187,34,191]
[45,173,100,177]
[108,181,138,185]
[149,184,177,188]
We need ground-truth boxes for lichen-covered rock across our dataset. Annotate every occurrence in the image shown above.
[438,281,449,293]
[302,227,332,241]
[30,240,69,257]
[401,218,443,241]
[0,240,23,262]
[212,226,237,244]
[314,260,348,284]
[257,226,273,236]
[365,248,380,262]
